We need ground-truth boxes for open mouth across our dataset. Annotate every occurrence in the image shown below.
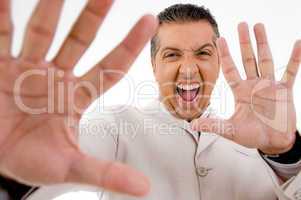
[176,83,201,102]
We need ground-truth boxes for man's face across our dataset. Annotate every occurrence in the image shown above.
[152,21,220,121]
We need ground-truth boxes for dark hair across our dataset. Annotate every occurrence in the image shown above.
[151,4,220,59]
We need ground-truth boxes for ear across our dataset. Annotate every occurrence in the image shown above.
[151,57,156,73]
[216,37,221,67]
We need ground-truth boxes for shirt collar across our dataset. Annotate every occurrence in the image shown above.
[142,99,214,142]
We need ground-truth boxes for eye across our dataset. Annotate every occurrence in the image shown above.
[196,51,211,56]
[164,52,180,58]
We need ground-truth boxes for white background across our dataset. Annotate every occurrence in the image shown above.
[11,0,301,199]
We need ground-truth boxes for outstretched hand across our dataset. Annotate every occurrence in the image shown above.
[192,22,301,155]
[0,0,157,196]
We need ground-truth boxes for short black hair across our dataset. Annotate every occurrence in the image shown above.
[151,4,220,59]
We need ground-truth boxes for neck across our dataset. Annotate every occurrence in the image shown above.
[159,97,210,121]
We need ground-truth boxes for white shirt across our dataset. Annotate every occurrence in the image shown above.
[28,100,301,200]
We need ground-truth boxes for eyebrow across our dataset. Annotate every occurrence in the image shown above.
[160,42,215,55]
[160,47,181,53]
[193,43,215,52]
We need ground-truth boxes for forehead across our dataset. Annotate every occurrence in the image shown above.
[157,21,216,50]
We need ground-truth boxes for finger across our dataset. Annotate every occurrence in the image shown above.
[238,22,258,79]
[0,0,13,58]
[217,37,242,89]
[53,0,113,69]
[19,0,64,62]
[254,23,275,80]
[66,153,150,197]
[281,40,301,87]
[191,117,235,140]
[81,15,158,95]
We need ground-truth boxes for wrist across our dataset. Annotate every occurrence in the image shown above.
[259,131,301,164]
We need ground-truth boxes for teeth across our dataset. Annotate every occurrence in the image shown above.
[177,83,200,91]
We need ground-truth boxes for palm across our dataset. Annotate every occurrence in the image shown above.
[0,0,157,196]
[230,78,296,153]
[0,60,86,184]
[192,23,301,154]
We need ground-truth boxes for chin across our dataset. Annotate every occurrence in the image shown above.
[176,104,204,121]
[169,97,206,121]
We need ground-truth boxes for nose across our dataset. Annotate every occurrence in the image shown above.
[178,62,199,80]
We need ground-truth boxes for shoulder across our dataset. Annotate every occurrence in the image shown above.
[80,104,143,125]
[78,104,146,144]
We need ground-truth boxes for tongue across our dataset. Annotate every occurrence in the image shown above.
[179,89,198,101]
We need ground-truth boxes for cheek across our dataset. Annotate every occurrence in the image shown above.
[155,63,179,84]
[155,63,179,99]
[199,58,219,80]
[198,60,219,93]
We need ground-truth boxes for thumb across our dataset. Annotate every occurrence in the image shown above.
[191,117,235,140]
[65,152,150,197]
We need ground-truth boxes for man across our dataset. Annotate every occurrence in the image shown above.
[28,3,301,200]
[1,1,301,200]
